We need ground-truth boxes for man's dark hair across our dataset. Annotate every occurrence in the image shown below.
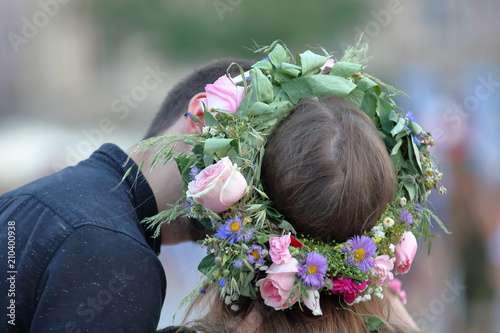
[144,58,255,139]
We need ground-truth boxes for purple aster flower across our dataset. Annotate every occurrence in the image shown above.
[400,209,414,226]
[246,245,265,265]
[189,166,201,180]
[183,198,193,211]
[232,260,244,269]
[343,236,378,273]
[214,217,245,244]
[236,228,255,243]
[298,252,328,290]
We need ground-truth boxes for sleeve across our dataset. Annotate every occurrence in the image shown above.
[30,226,166,333]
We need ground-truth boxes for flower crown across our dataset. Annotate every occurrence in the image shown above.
[140,40,448,324]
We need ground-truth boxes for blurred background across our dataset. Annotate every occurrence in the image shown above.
[1,0,499,332]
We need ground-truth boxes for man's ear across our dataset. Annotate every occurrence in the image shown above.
[186,92,206,134]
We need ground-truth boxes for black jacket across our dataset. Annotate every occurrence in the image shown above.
[0,144,166,332]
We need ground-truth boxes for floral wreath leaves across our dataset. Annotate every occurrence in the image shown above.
[128,40,449,326]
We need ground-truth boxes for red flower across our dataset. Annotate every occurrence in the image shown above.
[330,277,369,304]
[290,236,303,249]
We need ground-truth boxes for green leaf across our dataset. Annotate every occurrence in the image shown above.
[278,62,302,77]
[408,120,423,135]
[403,181,416,201]
[243,270,255,285]
[204,109,218,127]
[299,50,328,75]
[198,255,215,276]
[268,43,289,69]
[278,220,297,234]
[357,76,378,91]
[174,154,195,183]
[307,75,356,98]
[360,90,377,118]
[390,138,403,156]
[391,150,404,171]
[378,98,395,133]
[345,89,365,108]
[247,101,273,117]
[203,138,234,155]
[329,61,363,78]
[198,217,214,230]
[410,137,423,171]
[281,76,312,104]
[251,59,273,71]
[364,316,384,331]
[250,68,274,103]
[391,117,406,136]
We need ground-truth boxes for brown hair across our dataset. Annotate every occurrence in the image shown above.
[262,97,396,242]
[172,97,410,332]
[144,58,254,139]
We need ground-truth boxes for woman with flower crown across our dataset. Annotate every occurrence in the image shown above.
[148,41,447,333]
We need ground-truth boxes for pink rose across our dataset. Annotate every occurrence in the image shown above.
[373,255,394,286]
[269,234,292,264]
[256,259,299,310]
[198,75,245,114]
[330,277,368,304]
[394,231,418,275]
[387,278,407,305]
[320,59,335,75]
[186,157,247,213]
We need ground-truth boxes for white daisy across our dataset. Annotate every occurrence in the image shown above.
[383,217,395,228]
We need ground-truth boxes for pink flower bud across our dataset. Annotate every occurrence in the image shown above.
[394,231,417,275]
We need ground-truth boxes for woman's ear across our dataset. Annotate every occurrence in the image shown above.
[186,92,206,134]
